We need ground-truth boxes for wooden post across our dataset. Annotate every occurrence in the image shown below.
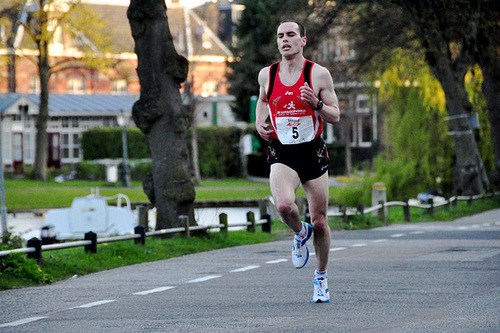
[339,205,348,224]
[402,196,411,222]
[84,231,97,254]
[219,213,228,234]
[258,199,267,218]
[428,198,434,216]
[134,225,146,245]
[180,215,189,238]
[378,200,386,224]
[247,211,256,232]
[452,192,458,208]
[138,205,149,229]
[444,195,450,211]
[27,237,42,264]
[261,213,271,233]
[468,195,473,206]
[356,204,365,215]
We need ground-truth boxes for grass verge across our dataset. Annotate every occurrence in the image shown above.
[0,228,286,290]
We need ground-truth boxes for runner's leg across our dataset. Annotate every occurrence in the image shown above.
[270,163,302,233]
[303,172,330,271]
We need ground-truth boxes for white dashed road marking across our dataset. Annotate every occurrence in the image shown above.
[5,220,497,328]
[230,265,260,273]
[133,286,175,296]
[0,317,48,328]
[186,275,222,283]
[266,259,287,264]
[71,300,116,309]
[372,239,388,243]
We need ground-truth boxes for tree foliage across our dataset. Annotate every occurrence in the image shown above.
[0,0,115,181]
[372,50,455,198]
[346,0,496,194]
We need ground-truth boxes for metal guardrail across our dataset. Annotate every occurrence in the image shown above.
[0,212,272,264]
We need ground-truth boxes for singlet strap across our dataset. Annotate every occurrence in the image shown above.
[303,60,314,87]
[266,62,279,102]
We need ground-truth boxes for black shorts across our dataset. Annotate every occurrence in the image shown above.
[267,136,329,183]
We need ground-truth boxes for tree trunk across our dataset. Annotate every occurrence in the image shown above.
[32,8,50,181]
[438,72,489,194]
[128,0,196,229]
[408,0,490,194]
[476,4,500,189]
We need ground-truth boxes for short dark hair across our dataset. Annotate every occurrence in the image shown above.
[279,20,306,37]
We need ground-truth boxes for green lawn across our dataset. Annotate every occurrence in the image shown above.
[4,178,294,209]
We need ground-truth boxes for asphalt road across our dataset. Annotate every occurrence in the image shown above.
[1,209,499,332]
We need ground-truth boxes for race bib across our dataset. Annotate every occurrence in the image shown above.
[275,116,315,144]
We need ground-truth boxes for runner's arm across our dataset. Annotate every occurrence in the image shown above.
[256,67,274,141]
[300,65,340,124]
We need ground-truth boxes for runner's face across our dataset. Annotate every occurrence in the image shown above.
[277,22,306,58]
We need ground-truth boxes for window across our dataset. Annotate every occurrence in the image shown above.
[111,80,128,94]
[62,118,69,128]
[338,97,349,112]
[24,134,31,160]
[356,95,370,113]
[361,116,372,143]
[67,77,85,94]
[201,81,218,97]
[72,118,79,128]
[29,77,41,93]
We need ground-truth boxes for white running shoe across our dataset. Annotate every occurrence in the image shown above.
[291,222,313,269]
[312,276,330,303]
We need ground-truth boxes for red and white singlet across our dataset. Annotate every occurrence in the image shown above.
[266,60,322,145]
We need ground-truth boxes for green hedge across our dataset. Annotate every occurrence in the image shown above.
[81,128,150,160]
[191,127,244,178]
[81,127,245,179]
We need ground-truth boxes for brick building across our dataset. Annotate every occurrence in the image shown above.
[0,0,238,172]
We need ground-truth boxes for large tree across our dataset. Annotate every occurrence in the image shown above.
[1,0,114,181]
[127,0,196,229]
[474,0,500,188]
[347,0,493,194]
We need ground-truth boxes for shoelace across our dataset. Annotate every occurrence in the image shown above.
[315,278,326,296]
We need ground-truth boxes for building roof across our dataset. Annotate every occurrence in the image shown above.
[0,93,138,115]
[0,2,233,60]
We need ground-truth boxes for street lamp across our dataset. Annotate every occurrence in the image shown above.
[0,110,8,239]
[116,110,131,187]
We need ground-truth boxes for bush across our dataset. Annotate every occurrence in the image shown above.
[189,127,244,178]
[81,128,149,160]
[129,160,152,181]
[0,233,53,289]
[76,161,106,180]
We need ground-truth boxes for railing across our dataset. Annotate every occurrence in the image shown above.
[2,190,499,264]
[328,191,500,225]
[0,212,271,264]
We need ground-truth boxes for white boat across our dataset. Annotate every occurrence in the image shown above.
[41,189,137,243]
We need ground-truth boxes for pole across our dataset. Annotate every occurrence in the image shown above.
[0,112,8,239]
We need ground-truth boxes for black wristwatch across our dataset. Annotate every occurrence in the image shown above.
[313,100,324,111]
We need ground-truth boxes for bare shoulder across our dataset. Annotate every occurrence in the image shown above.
[258,66,271,86]
[311,63,333,81]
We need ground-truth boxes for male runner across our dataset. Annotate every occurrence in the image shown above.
[255,20,340,303]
